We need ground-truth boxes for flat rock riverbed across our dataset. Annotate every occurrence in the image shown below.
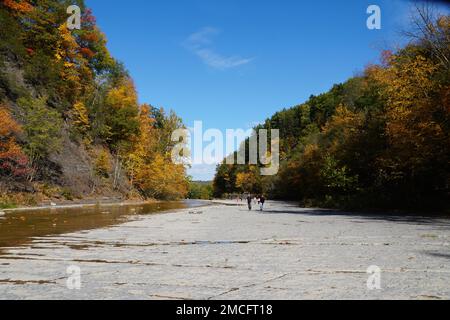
[0,201,449,300]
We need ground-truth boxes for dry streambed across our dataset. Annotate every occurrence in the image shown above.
[0,201,449,300]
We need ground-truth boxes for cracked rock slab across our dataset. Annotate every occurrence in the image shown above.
[0,202,449,300]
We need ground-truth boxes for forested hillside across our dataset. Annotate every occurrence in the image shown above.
[214,9,450,211]
[0,0,188,207]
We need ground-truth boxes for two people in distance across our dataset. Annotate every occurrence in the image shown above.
[246,194,266,211]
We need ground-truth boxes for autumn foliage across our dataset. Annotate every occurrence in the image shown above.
[214,9,450,210]
[0,0,189,200]
[2,0,33,13]
[125,105,188,200]
[0,105,30,179]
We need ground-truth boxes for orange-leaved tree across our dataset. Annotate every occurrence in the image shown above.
[2,0,33,14]
[0,105,30,179]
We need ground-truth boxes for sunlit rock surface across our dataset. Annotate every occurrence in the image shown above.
[0,201,449,300]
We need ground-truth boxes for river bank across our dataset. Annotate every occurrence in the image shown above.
[1,196,212,212]
[0,198,161,213]
[0,199,209,250]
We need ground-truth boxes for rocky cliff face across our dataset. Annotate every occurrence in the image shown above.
[1,2,189,207]
[1,60,137,206]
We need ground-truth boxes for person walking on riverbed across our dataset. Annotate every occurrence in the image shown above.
[259,195,266,211]
[247,195,253,211]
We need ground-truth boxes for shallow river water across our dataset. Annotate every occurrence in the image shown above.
[0,200,207,252]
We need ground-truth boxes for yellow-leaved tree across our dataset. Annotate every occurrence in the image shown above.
[72,101,91,138]
[369,51,445,175]
[125,104,188,200]
[235,166,261,193]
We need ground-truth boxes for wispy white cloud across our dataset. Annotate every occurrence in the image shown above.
[184,27,253,70]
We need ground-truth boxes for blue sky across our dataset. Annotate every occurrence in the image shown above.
[86,0,448,180]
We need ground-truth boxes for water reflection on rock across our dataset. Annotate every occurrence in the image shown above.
[0,200,205,252]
